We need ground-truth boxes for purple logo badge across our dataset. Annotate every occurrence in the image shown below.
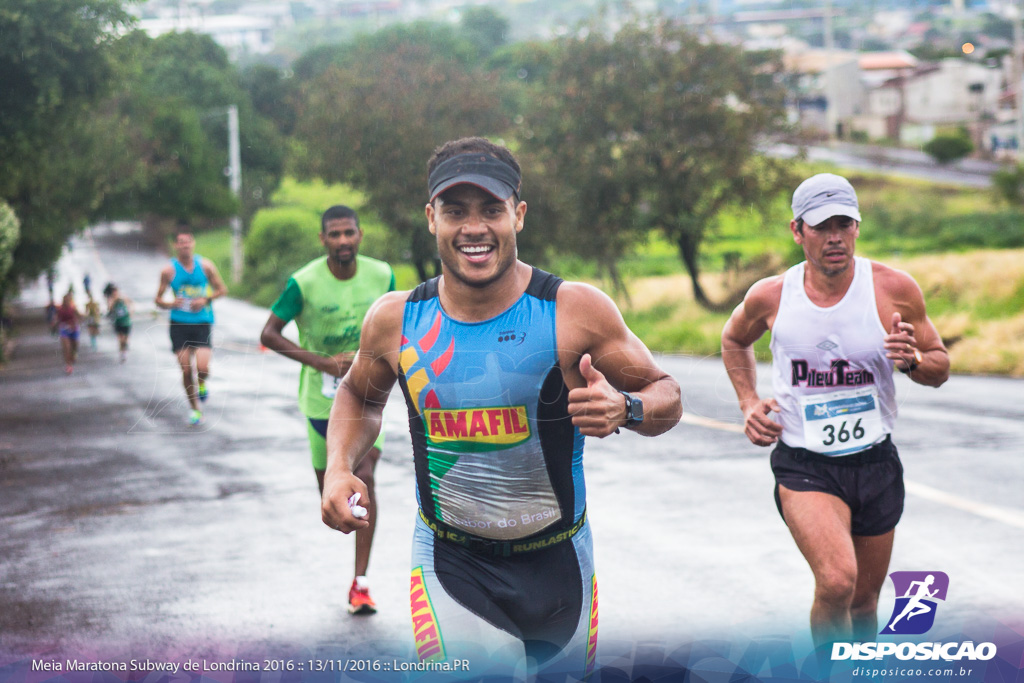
[881,571,949,635]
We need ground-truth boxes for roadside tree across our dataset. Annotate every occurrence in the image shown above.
[993,163,1024,207]
[0,0,132,297]
[460,6,511,58]
[0,201,19,361]
[923,132,974,165]
[293,23,508,280]
[517,17,791,309]
[514,29,647,297]
[97,31,285,233]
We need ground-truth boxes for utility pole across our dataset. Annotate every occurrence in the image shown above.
[226,104,243,284]
[824,0,838,140]
[1014,0,1024,162]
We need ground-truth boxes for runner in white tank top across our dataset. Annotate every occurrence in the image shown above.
[771,256,897,455]
[722,173,949,650]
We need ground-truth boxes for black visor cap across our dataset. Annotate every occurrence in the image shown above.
[428,153,521,202]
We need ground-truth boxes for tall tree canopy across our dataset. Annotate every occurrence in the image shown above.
[97,31,285,231]
[459,6,511,58]
[0,0,132,292]
[0,0,129,159]
[242,63,299,137]
[515,29,650,296]
[293,23,508,280]
[517,17,792,309]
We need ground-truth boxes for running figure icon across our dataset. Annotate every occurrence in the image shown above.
[888,574,938,631]
[881,570,949,635]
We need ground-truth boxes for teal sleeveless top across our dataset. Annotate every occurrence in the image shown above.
[398,268,586,542]
[169,256,214,324]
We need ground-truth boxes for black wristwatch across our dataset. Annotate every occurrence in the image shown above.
[619,390,644,428]
[899,348,923,374]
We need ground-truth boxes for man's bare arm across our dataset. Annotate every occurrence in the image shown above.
[321,292,405,533]
[721,277,784,446]
[196,259,228,310]
[260,313,354,377]
[876,265,949,388]
[154,267,176,310]
[558,283,682,438]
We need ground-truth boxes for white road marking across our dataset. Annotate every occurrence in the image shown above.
[903,480,1024,530]
[679,412,745,433]
[216,340,265,354]
[683,412,1024,529]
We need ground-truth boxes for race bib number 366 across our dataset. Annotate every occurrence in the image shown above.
[800,386,884,456]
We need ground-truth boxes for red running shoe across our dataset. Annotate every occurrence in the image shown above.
[348,577,376,615]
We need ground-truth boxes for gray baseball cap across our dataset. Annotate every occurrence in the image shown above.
[791,173,861,226]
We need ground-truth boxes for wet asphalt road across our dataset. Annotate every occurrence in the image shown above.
[2,225,1023,679]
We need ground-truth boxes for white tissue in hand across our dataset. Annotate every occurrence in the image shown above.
[348,492,368,518]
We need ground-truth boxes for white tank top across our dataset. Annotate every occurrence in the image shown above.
[769,256,897,455]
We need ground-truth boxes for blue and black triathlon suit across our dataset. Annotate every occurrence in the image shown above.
[398,268,599,676]
[168,256,214,352]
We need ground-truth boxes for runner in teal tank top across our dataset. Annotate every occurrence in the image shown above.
[261,205,395,615]
[106,285,133,363]
[155,228,227,426]
[318,138,682,678]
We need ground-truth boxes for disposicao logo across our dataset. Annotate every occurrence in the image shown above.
[881,571,948,635]
[832,571,997,662]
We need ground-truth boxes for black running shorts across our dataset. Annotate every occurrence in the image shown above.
[771,435,904,536]
[409,514,598,674]
[169,323,212,352]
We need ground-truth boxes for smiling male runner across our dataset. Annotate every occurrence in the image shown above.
[320,137,682,676]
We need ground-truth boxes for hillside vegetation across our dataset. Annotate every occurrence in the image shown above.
[194,172,1024,377]
[616,249,1024,377]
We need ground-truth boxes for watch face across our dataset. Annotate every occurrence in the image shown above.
[630,395,644,423]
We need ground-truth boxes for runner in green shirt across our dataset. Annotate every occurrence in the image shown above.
[260,205,395,615]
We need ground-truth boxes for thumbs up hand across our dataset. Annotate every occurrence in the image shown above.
[567,353,628,438]
[890,311,914,338]
[884,311,918,369]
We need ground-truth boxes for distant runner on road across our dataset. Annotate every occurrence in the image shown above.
[320,137,682,676]
[721,173,950,647]
[260,205,395,615]
[85,292,101,350]
[107,285,133,363]
[53,290,81,375]
[155,228,227,426]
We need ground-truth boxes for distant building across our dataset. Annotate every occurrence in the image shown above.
[782,41,1004,150]
[866,10,913,41]
[859,51,919,88]
[139,14,276,57]
[984,120,1018,158]
[853,51,919,140]
[858,59,1001,145]
[783,49,864,138]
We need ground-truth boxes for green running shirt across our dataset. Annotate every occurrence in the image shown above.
[271,254,395,418]
[111,298,131,326]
